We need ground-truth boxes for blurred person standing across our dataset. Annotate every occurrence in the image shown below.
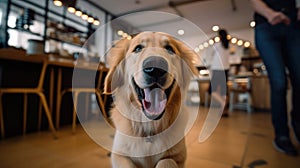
[249,0,300,156]
[208,29,230,117]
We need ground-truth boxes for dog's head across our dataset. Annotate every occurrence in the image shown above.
[104,32,199,121]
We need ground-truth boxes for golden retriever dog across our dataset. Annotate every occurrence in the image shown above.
[104,31,199,168]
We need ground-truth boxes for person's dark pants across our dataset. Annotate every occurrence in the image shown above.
[255,21,300,138]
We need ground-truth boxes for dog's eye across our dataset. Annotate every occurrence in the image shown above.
[165,45,175,54]
[133,44,144,53]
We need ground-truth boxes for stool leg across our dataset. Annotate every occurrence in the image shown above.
[72,92,79,134]
[204,92,209,107]
[38,93,57,138]
[37,101,42,131]
[246,92,252,113]
[229,92,234,112]
[0,93,5,139]
[84,93,89,121]
[95,92,106,119]
[23,93,28,135]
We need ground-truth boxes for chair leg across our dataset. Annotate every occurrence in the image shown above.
[37,93,57,138]
[0,93,5,139]
[23,93,28,135]
[229,92,234,112]
[204,92,209,107]
[95,92,106,119]
[84,93,89,121]
[246,92,252,113]
[37,101,42,131]
[72,92,79,134]
[55,92,63,129]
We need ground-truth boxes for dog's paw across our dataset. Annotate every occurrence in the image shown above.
[156,159,178,168]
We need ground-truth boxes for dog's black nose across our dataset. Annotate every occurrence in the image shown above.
[142,56,168,77]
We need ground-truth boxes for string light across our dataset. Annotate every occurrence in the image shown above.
[237,40,244,46]
[52,1,101,26]
[93,19,100,26]
[214,36,220,42]
[67,6,76,13]
[53,0,62,7]
[75,10,82,17]
[117,30,124,36]
[196,35,252,51]
[177,29,185,35]
[250,21,256,28]
[244,41,251,48]
[231,38,237,44]
[81,12,88,20]
[87,16,94,23]
[212,25,219,32]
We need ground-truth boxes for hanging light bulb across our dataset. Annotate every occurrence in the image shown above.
[93,18,100,26]
[87,16,94,23]
[81,12,88,20]
[53,0,63,7]
[117,30,123,36]
[67,6,76,13]
[75,9,82,17]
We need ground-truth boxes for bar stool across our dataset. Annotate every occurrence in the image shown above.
[0,48,57,138]
[55,63,108,133]
[229,76,252,113]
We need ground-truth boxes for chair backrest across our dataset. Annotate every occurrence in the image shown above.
[0,48,48,89]
[232,77,251,90]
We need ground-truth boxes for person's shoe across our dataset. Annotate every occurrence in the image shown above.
[273,136,298,156]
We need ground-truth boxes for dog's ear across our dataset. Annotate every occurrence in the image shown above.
[174,39,200,88]
[104,39,130,94]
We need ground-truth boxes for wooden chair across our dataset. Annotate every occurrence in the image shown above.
[55,63,108,133]
[0,48,57,138]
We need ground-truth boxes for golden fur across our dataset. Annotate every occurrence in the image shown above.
[104,32,198,168]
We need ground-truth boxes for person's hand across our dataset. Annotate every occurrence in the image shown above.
[267,11,291,25]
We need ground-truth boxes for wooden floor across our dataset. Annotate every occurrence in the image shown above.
[0,106,299,168]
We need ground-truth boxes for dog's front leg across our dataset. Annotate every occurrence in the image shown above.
[111,153,136,168]
[156,159,178,168]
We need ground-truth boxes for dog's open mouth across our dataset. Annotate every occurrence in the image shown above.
[133,78,174,120]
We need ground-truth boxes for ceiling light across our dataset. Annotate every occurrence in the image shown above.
[237,40,243,46]
[203,42,209,48]
[127,36,132,40]
[194,47,200,52]
[227,35,231,40]
[93,19,100,26]
[250,21,256,28]
[67,6,76,13]
[214,36,220,42]
[209,39,214,45]
[231,38,237,44]
[75,10,82,17]
[177,29,185,35]
[199,44,204,50]
[212,25,219,32]
[117,30,124,36]
[81,13,88,20]
[244,41,251,48]
[53,0,63,7]
[87,16,94,23]
[122,33,128,38]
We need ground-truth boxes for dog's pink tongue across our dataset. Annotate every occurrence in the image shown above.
[143,88,167,115]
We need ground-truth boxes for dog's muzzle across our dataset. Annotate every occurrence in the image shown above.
[133,56,173,120]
